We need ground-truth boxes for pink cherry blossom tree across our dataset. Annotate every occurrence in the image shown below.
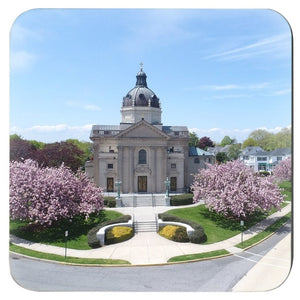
[192,160,284,220]
[273,157,292,182]
[9,159,104,226]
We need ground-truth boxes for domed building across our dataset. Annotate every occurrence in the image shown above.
[86,65,214,205]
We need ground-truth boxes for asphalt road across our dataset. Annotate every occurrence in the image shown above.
[9,221,291,292]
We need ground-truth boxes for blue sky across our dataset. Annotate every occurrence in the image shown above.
[10,9,292,143]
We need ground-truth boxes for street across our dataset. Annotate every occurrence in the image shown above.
[9,221,291,292]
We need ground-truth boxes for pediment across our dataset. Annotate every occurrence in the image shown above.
[117,120,169,139]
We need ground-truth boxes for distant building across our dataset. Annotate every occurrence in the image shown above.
[85,65,214,194]
[239,146,291,172]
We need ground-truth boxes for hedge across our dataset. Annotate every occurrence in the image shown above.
[87,215,131,248]
[158,213,207,243]
[159,225,190,243]
[103,196,116,207]
[170,193,194,206]
[105,226,134,245]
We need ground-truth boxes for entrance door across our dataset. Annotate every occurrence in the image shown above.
[138,176,147,193]
[107,177,114,192]
[170,177,177,192]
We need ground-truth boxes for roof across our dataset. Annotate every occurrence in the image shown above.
[241,146,265,156]
[268,148,291,156]
[189,146,213,156]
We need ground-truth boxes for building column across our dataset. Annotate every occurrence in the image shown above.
[150,146,157,193]
[129,146,134,193]
[117,145,123,193]
[93,143,100,186]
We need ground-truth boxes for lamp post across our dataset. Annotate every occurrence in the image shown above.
[164,177,170,205]
[240,220,244,246]
[164,177,170,197]
[64,230,68,259]
[115,180,122,207]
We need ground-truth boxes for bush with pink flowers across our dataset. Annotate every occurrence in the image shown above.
[192,160,284,220]
[9,159,104,226]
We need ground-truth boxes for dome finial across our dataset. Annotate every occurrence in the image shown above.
[140,62,143,71]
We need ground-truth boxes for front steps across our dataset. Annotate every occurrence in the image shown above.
[120,194,168,207]
[134,220,158,233]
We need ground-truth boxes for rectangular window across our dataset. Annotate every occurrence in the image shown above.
[107,163,113,169]
[257,157,267,161]
[171,163,176,168]
[194,158,200,164]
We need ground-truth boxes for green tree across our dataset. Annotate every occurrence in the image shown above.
[188,132,199,147]
[242,137,259,148]
[274,128,292,149]
[247,128,291,151]
[227,144,242,160]
[66,139,92,163]
[216,152,228,163]
[220,136,234,146]
[10,134,22,141]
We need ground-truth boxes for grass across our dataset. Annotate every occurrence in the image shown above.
[168,249,230,263]
[235,212,291,249]
[10,210,123,250]
[10,243,130,265]
[279,181,292,202]
[165,181,291,244]
[165,204,275,244]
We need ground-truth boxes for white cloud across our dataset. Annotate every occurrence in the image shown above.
[205,34,290,61]
[10,50,37,71]
[10,124,93,142]
[188,125,290,143]
[84,104,102,112]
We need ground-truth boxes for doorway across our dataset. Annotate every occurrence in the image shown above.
[107,177,114,192]
[138,176,147,193]
[170,177,177,192]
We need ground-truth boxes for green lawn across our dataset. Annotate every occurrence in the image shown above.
[10,210,123,250]
[165,181,291,244]
[168,249,230,263]
[10,243,130,265]
[279,181,292,202]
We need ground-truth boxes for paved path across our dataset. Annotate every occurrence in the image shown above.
[10,203,291,265]
[232,233,291,291]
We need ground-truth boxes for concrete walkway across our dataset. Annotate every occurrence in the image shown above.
[10,203,291,266]
[232,233,291,291]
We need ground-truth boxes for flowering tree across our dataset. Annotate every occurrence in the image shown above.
[192,160,284,220]
[273,157,292,182]
[9,159,103,226]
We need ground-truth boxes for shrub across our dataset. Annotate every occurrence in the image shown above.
[158,213,207,243]
[103,196,116,207]
[9,159,104,227]
[159,225,189,243]
[192,160,284,220]
[170,194,194,206]
[105,226,134,245]
[87,215,131,248]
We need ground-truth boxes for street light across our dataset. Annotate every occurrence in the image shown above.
[240,220,244,246]
[164,177,170,197]
[64,230,68,259]
[115,180,122,198]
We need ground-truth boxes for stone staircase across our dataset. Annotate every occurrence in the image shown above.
[133,220,158,233]
[120,194,167,207]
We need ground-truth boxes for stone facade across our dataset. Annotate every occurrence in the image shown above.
[86,66,214,194]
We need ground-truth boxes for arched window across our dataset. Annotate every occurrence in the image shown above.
[138,149,147,164]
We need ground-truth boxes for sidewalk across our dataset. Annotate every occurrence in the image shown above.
[10,203,291,266]
[232,233,291,291]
